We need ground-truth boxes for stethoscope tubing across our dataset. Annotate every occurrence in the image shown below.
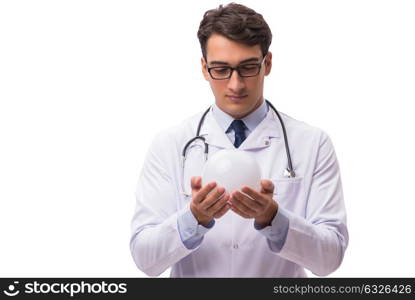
[181,100,295,179]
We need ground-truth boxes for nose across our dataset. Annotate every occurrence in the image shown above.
[227,69,246,93]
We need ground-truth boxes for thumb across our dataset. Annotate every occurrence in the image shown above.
[191,176,202,192]
[260,179,274,194]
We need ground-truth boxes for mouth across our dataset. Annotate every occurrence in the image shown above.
[227,95,248,102]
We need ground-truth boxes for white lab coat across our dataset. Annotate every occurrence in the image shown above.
[130,107,348,277]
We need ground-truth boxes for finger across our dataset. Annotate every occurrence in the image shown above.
[193,181,217,203]
[260,179,274,194]
[191,176,202,192]
[200,186,225,210]
[230,192,257,216]
[208,194,229,216]
[240,186,267,206]
[233,190,263,212]
[213,202,231,219]
[230,204,250,219]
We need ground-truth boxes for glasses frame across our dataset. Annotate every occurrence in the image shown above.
[206,54,267,80]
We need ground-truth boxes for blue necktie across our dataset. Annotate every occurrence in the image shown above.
[229,119,247,148]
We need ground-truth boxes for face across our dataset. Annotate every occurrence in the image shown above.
[201,33,272,119]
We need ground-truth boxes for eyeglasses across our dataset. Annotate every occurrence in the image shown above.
[206,55,267,80]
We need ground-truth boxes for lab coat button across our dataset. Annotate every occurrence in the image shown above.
[264,140,270,146]
[233,244,239,249]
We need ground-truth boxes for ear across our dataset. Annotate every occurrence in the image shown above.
[201,56,210,81]
[264,51,272,76]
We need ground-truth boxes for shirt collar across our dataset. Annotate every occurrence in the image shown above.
[212,99,269,133]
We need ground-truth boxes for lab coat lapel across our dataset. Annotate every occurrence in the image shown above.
[199,111,234,149]
[239,108,282,150]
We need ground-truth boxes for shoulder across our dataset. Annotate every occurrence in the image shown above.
[150,110,208,150]
[277,111,332,147]
[275,111,340,172]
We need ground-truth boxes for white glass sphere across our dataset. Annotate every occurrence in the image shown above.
[201,149,261,194]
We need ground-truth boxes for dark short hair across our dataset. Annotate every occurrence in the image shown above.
[197,3,272,60]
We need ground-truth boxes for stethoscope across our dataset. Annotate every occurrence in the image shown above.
[181,99,295,195]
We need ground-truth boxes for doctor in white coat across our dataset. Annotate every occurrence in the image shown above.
[130,3,348,277]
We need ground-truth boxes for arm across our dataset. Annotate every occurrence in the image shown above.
[230,131,348,276]
[129,133,194,276]
[270,131,348,276]
[129,134,229,276]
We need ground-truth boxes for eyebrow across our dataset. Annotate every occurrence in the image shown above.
[208,57,261,66]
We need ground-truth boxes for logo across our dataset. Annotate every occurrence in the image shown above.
[3,281,20,297]
[2,280,127,297]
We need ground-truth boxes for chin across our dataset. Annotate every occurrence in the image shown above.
[217,95,259,118]
[222,103,251,118]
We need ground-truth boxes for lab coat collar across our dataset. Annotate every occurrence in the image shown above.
[199,105,282,150]
[212,100,268,134]
[199,109,234,149]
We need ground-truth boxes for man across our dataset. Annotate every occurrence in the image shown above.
[130,3,348,277]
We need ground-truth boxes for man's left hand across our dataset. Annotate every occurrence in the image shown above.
[229,179,278,227]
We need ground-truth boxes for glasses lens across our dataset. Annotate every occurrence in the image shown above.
[239,65,260,77]
[210,67,231,79]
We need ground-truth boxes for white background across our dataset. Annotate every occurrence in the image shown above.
[1,0,414,277]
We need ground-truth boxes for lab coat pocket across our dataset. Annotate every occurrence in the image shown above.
[271,177,305,216]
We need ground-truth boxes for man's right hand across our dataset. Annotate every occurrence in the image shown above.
[189,176,230,226]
